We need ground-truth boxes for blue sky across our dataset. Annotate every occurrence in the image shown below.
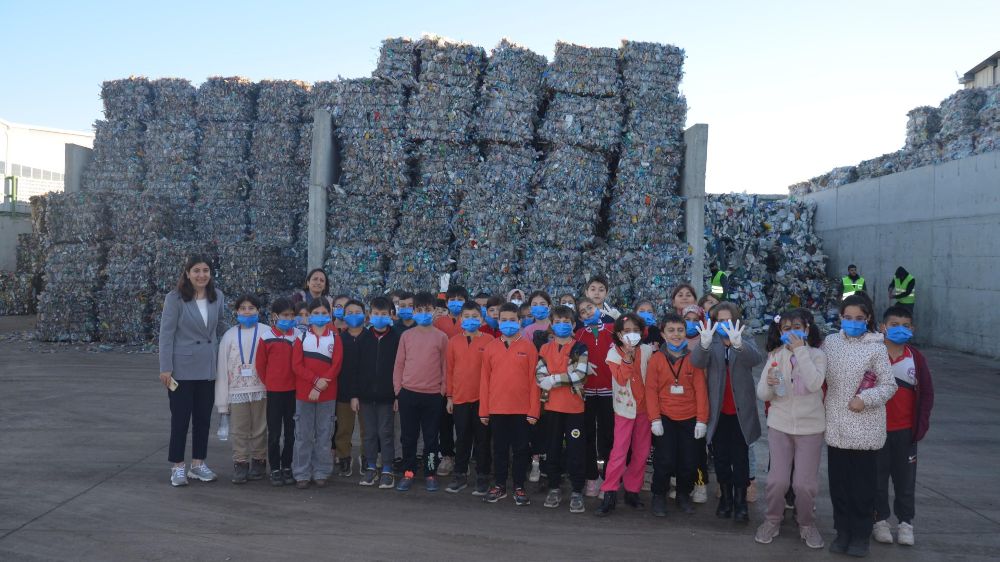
[4,0,998,193]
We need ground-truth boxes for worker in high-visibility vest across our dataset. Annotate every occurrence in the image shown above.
[889,266,916,312]
[841,264,866,300]
[709,262,728,300]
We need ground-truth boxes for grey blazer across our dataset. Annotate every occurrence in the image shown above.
[690,336,763,446]
[158,288,227,380]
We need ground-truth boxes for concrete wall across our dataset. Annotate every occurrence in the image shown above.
[803,151,1000,358]
[0,213,31,272]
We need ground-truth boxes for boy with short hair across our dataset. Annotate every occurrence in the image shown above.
[518,303,534,329]
[873,306,934,547]
[480,303,540,506]
[334,299,367,477]
[393,291,416,334]
[393,291,449,492]
[256,297,300,486]
[480,295,503,338]
[585,274,620,322]
[433,286,469,476]
[331,294,350,332]
[575,296,616,497]
[445,302,495,494]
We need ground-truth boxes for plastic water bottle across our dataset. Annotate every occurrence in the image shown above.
[771,362,786,397]
[217,413,230,441]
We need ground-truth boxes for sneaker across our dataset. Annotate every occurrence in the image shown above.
[270,469,284,487]
[472,476,490,496]
[338,457,353,478]
[829,533,850,554]
[188,463,217,482]
[513,487,530,506]
[313,478,327,488]
[484,485,507,503]
[544,488,562,508]
[746,481,758,503]
[872,520,893,544]
[754,520,780,544]
[231,462,249,484]
[170,466,189,487]
[379,472,395,489]
[425,475,439,492]
[897,522,914,546]
[295,480,310,489]
[446,474,468,493]
[248,459,266,480]
[585,479,600,498]
[359,468,377,486]
[282,468,295,486]
[846,536,870,558]
[396,471,414,491]
[569,492,585,513]
[529,458,541,483]
[436,456,455,477]
[692,483,708,504]
[800,525,825,549]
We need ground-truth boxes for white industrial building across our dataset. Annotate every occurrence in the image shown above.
[0,118,93,204]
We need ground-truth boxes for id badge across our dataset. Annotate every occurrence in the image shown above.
[670,385,685,395]
[240,365,254,378]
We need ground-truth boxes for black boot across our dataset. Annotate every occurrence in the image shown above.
[651,494,668,517]
[733,486,749,522]
[231,462,249,484]
[716,484,733,518]
[595,491,617,517]
[676,493,695,515]
[829,532,850,554]
[846,535,870,558]
[624,491,644,508]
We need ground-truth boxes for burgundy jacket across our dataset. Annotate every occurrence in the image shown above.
[906,345,934,443]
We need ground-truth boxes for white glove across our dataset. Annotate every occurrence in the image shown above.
[697,318,715,349]
[723,319,746,349]
[694,422,707,440]
[438,273,451,293]
[538,376,555,390]
[651,419,664,437]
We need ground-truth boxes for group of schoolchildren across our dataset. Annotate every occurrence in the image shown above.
[210,268,933,558]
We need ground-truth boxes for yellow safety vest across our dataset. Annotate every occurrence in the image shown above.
[893,275,915,305]
[842,276,865,299]
[711,271,726,297]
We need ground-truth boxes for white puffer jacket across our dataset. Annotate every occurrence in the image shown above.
[821,331,897,450]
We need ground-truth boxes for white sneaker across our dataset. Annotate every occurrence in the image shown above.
[585,479,600,497]
[170,466,188,487]
[872,520,894,544]
[897,522,914,546]
[436,456,454,477]
[528,458,541,483]
[692,483,708,504]
[188,463,217,482]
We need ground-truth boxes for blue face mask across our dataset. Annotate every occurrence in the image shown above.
[236,314,258,328]
[296,316,308,326]
[460,317,482,333]
[485,316,499,329]
[667,340,688,353]
[582,309,602,327]
[552,322,574,338]
[499,320,521,337]
[309,314,331,327]
[715,320,732,338]
[520,317,534,328]
[480,306,488,319]
[447,300,464,316]
[333,308,345,320]
[638,311,656,327]
[685,321,700,338]
[780,329,809,345]
[413,312,434,327]
[276,318,297,332]
[530,305,550,321]
[885,325,913,344]
[397,307,414,321]
[344,313,366,328]
[369,315,393,330]
[842,319,867,337]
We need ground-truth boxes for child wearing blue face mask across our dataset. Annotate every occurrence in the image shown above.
[480,295,503,338]
[257,297,302,486]
[574,297,616,497]
[393,291,417,334]
[522,290,553,343]
[518,303,534,329]
[433,286,469,478]
[331,294,350,332]
[635,300,665,349]
[755,309,827,548]
[216,294,270,484]
[873,306,934,547]
[294,301,310,337]
[334,299,367,478]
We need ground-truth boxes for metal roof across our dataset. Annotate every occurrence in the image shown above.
[961,51,1000,82]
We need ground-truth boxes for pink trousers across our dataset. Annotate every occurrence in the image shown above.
[601,412,652,493]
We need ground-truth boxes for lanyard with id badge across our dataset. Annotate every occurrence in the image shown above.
[238,324,259,378]
[668,354,687,395]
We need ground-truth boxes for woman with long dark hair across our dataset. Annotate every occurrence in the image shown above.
[292,268,334,309]
[158,255,227,487]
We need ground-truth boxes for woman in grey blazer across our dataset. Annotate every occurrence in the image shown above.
[158,255,227,487]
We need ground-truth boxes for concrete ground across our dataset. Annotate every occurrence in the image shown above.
[0,315,998,561]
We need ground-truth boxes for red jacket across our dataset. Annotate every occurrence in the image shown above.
[256,326,300,392]
[292,327,343,402]
[905,345,935,443]
[479,336,541,420]
[434,316,463,339]
[575,324,614,394]
[446,332,494,405]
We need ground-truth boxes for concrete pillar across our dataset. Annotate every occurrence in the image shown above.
[64,144,93,193]
[682,124,708,294]
[307,109,334,271]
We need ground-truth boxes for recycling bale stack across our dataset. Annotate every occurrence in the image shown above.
[81,78,150,193]
[975,85,1000,154]
[611,41,690,312]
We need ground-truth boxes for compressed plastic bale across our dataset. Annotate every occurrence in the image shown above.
[622,95,687,147]
[97,243,154,343]
[941,134,977,161]
[538,93,623,153]
[255,79,308,123]
[619,40,685,100]
[16,233,43,275]
[855,151,901,180]
[216,242,300,299]
[519,246,584,298]
[615,143,684,195]
[196,76,257,122]
[45,192,111,244]
[416,141,480,192]
[248,202,302,246]
[249,165,308,206]
[406,84,479,142]
[337,136,412,197]
[607,192,686,248]
[525,144,609,251]
[937,89,986,139]
[36,286,99,342]
[454,145,536,248]
[92,119,145,163]
[325,246,387,299]
[827,166,858,187]
[386,242,455,291]
[150,78,198,121]
[150,240,218,294]
[905,106,941,150]
[373,37,418,85]
[979,85,1000,129]
[295,123,313,166]
[250,122,300,165]
[975,129,1000,154]
[0,273,34,315]
[473,39,547,144]
[303,80,337,122]
[144,119,200,166]
[327,190,399,251]
[544,42,620,97]
[328,79,408,139]
[197,198,250,245]
[101,77,153,121]
[415,36,485,87]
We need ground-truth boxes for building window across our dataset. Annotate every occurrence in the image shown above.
[43,170,52,181]
[32,168,41,179]
[11,164,20,176]
[0,161,4,173]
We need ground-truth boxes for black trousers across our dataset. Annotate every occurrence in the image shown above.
[584,395,614,480]
[167,379,214,463]
[439,400,456,458]
[876,429,917,524]
[267,390,296,470]
[453,401,491,476]
[652,416,698,497]
[491,414,531,489]
[398,388,442,476]
[711,413,749,487]
[696,436,709,485]
[543,411,586,493]
[828,446,878,538]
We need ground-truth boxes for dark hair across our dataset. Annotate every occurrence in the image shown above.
[518,303,532,315]
[710,301,742,323]
[551,305,576,323]
[370,296,393,313]
[344,298,365,312]
[586,274,609,292]
[232,293,261,311]
[612,312,645,347]
[670,283,699,305]
[176,254,218,302]
[271,297,295,316]
[331,294,350,306]
[486,295,504,309]
[413,291,436,309]
[848,264,857,270]
[445,285,469,301]
[294,301,309,314]
[840,294,877,332]
[307,297,331,314]
[634,299,654,311]
[557,293,575,303]
[396,290,414,302]
[435,298,448,309]
[498,302,519,316]
[765,308,822,352]
[474,291,490,300]
[697,294,719,308]
[661,312,685,330]
[302,268,330,296]
[460,301,481,315]
[527,290,552,306]
[883,305,913,322]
